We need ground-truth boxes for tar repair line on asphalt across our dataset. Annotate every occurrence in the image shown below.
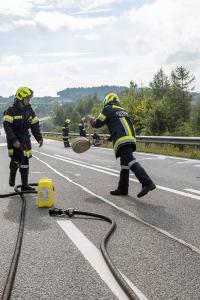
[33,153,200,256]
[48,151,200,202]
[57,220,148,300]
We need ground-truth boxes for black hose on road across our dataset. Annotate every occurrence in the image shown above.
[50,208,141,300]
[0,184,37,300]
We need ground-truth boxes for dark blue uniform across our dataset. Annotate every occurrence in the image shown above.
[79,121,86,137]
[92,104,136,157]
[62,122,70,147]
[3,100,42,188]
[92,101,155,197]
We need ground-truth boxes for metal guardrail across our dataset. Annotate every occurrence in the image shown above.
[42,132,200,146]
[136,136,200,146]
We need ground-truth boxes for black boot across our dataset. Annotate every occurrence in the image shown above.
[130,162,156,198]
[9,161,18,187]
[9,171,17,187]
[110,168,129,196]
[20,169,35,191]
[137,182,156,198]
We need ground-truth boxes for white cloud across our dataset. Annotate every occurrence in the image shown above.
[72,8,113,15]
[0,20,35,32]
[128,0,200,61]
[34,11,116,31]
[79,33,100,40]
[1,55,24,65]
[0,0,200,96]
[79,0,123,10]
[0,0,33,16]
[116,0,200,88]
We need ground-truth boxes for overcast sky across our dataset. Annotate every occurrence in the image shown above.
[0,0,199,96]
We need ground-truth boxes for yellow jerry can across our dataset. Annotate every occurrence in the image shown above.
[37,178,54,208]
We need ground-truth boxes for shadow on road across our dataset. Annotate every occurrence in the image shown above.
[3,195,51,232]
[84,195,181,232]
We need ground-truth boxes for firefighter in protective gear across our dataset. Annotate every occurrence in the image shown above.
[3,87,43,191]
[92,131,101,146]
[83,92,156,198]
[62,119,70,147]
[79,120,86,137]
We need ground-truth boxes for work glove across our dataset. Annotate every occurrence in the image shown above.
[38,140,43,147]
[82,115,95,127]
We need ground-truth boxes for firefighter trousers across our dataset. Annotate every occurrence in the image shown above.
[117,145,153,193]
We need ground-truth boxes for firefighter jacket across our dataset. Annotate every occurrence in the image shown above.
[92,103,136,157]
[79,122,86,137]
[3,100,42,158]
[62,124,69,137]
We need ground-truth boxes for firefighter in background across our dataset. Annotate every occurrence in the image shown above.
[79,120,86,137]
[62,119,70,147]
[83,92,156,198]
[3,87,43,191]
[92,131,101,146]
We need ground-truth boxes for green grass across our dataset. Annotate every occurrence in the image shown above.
[44,135,200,160]
[136,143,200,159]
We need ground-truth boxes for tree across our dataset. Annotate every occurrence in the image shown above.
[191,99,200,136]
[168,66,195,128]
[143,97,171,135]
[149,68,170,100]
[171,66,195,92]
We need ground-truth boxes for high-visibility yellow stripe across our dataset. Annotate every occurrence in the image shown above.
[31,116,39,124]
[23,150,32,157]
[114,136,136,152]
[112,105,124,110]
[3,115,13,123]
[122,117,132,136]
[98,113,106,121]
[8,149,13,155]
[13,115,22,119]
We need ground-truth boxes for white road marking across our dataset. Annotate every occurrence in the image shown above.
[31,171,48,174]
[176,160,199,164]
[92,164,120,174]
[57,220,148,300]
[0,143,7,146]
[33,154,200,256]
[184,189,200,195]
[139,156,166,161]
[194,165,200,167]
[35,151,200,202]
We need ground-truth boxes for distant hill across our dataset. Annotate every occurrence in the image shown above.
[57,85,128,101]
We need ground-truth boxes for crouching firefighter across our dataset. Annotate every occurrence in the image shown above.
[83,92,156,198]
[3,87,43,191]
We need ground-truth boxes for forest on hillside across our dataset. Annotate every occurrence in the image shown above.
[47,66,200,136]
[57,85,128,101]
[0,86,127,121]
[1,66,200,137]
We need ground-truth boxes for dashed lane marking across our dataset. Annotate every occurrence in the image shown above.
[33,151,200,202]
[33,153,200,256]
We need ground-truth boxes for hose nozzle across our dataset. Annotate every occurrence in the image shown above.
[49,208,75,217]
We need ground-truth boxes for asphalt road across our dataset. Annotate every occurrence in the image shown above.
[0,135,200,300]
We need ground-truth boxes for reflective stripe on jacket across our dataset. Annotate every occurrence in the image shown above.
[3,101,42,158]
[92,103,136,157]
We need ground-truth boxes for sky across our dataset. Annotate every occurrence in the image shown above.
[0,0,199,97]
